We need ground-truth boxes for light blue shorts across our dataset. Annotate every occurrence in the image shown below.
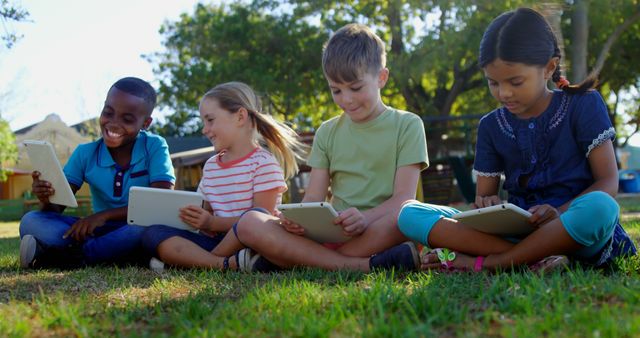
[397,191,621,260]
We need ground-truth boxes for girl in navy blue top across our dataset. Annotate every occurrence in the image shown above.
[397,8,636,271]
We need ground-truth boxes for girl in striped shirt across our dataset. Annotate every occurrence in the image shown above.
[142,82,306,270]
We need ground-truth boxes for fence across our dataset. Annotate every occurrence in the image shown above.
[420,114,484,205]
[423,113,484,159]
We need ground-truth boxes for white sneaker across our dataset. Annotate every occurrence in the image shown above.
[236,248,258,272]
[149,257,165,273]
[236,248,280,272]
[19,235,39,268]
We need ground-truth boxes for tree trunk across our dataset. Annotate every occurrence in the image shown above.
[539,3,566,76]
[571,0,589,82]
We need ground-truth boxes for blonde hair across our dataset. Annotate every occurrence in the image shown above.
[322,23,386,83]
[201,82,307,179]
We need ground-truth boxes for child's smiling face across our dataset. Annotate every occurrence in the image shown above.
[199,97,242,151]
[327,68,389,123]
[99,87,151,149]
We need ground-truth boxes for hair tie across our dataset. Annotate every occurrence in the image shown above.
[556,76,570,89]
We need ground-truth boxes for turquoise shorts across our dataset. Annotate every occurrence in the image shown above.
[397,191,621,260]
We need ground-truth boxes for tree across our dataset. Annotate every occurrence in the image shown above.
[151,0,532,138]
[256,0,527,117]
[0,0,29,48]
[151,0,640,150]
[0,0,29,180]
[563,0,640,146]
[0,119,16,181]
[147,3,329,136]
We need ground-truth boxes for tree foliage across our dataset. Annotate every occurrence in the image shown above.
[0,0,29,49]
[0,0,28,180]
[147,3,330,136]
[150,0,640,144]
[0,119,16,181]
[563,0,640,145]
[261,0,531,117]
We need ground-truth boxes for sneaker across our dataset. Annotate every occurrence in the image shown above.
[19,235,42,268]
[20,237,86,270]
[369,241,420,271]
[529,255,569,273]
[236,248,280,273]
[149,257,165,273]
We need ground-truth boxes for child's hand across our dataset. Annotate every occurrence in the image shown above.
[179,205,214,231]
[31,171,54,204]
[473,195,502,208]
[63,214,107,242]
[335,207,367,237]
[528,204,560,227]
[279,214,305,236]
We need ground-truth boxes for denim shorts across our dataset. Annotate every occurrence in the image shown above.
[141,207,271,255]
[141,225,226,255]
[588,222,637,267]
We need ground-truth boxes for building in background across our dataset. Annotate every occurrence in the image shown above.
[1,114,92,200]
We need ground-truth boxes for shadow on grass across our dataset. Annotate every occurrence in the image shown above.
[0,249,373,303]
[1,258,640,336]
[1,223,639,336]
[17,267,639,337]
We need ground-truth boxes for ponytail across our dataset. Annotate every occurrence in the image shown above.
[250,112,307,180]
[551,64,598,95]
[202,82,307,180]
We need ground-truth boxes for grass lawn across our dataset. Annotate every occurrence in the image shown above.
[1,207,640,337]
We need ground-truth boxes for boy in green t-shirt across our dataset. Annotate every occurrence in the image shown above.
[231,23,428,272]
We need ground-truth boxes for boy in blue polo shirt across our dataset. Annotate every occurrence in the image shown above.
[19,77,175,268]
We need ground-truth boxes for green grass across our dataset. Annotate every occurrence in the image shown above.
[1,217,639,337]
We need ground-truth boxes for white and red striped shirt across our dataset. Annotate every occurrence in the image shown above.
[198,147,287,217]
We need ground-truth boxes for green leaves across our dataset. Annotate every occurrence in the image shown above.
[147,2,330,136]
[0,118,17,181]
[0,0,30,49]
[149,0,640,141]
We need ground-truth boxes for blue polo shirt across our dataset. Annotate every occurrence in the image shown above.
[64,131,175,213]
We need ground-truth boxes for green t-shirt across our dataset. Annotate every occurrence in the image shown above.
[307,107,428,211]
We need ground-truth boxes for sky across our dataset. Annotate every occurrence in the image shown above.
[0,0,214,131]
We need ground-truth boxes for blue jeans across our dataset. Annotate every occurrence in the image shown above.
[19,211,148,265]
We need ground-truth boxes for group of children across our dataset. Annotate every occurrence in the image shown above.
[18,8,637,273]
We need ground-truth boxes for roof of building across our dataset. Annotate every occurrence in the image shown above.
[165,136,212,154]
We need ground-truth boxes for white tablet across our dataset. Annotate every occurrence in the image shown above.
[452,203,535,236]
[127,186,204,231]
[277,202,350,243]
[23,140,78,208]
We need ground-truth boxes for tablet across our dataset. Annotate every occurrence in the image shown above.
[277,202,350,243]
[127,186,204,231]
[23,140,78,208]
[452,203,534,236]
